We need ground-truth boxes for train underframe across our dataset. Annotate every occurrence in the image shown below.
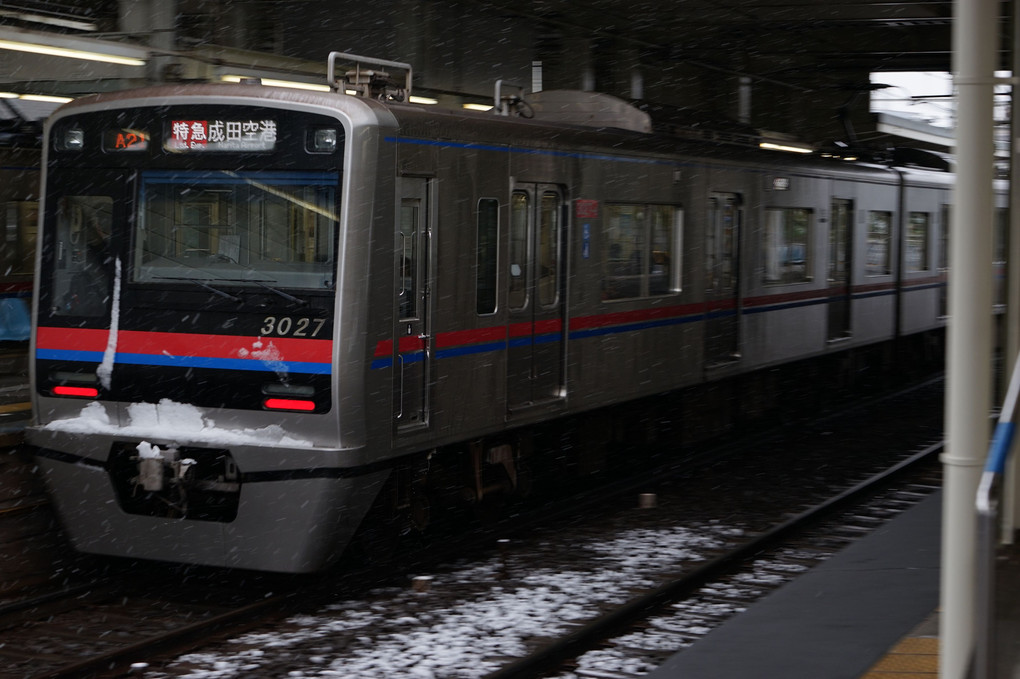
[351,329,947,561]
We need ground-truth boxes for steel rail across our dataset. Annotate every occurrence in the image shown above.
[35,594,292,679]
[484,440,944,679]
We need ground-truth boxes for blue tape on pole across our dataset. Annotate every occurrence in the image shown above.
[985,421,1016,475]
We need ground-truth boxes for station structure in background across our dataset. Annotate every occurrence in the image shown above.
[0,1,1015,678]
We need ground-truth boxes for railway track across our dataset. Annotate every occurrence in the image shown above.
[0,380,945,678]
[0,570,299,679]
[511,446,943,679]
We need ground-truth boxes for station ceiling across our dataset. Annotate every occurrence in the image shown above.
[0,0,1008,123]
[498,0,963,88]
[0,1,984,86]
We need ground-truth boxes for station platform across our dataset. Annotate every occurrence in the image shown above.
[646,490,1020,679]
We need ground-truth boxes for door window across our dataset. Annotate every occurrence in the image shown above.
[509,191,530,311]
[399,199,421,320]
[538,191,560,308]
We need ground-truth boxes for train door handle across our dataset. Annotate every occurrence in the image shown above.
[419,334,431,362]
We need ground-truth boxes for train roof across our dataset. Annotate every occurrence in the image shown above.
[47,81,948,182]
[46,82,400,134]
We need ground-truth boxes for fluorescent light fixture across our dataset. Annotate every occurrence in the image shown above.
[463,103,493,111]
[20,93,73,103]
[0,38,145,66]
[0,10,97,32]
[220,74,330,92]
[759,141,813,154]
[408,95,438,105]
[0,91,75,103]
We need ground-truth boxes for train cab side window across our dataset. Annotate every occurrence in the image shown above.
[866,211,892,276]
[51,196,114,317]
[906,212,930,272]
[476,198,498,315]
[763,208,813,284]
[602,204,682,301]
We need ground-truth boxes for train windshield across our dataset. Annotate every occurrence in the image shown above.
[133,170,338,290]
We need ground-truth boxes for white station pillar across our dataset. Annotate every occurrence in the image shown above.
[1004,0,1020,548]
[943,1,998,677]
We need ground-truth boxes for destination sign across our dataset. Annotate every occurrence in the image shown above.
[166,119,277,152]
[102,128,149,152]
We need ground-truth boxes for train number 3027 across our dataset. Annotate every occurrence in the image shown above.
[260,316,326,337]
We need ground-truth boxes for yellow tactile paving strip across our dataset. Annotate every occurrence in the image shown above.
[860,629,939,678]
[0,401,30,414]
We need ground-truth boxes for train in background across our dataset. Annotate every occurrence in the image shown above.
[0,112,39,358]
[25,53,989,573]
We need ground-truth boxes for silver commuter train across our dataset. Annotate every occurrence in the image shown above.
[27,54,969,572]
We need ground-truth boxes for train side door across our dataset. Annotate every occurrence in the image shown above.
[828,198,853,340]
[507,184,566,411]
[394,177,432,430]
[705,192,741,365]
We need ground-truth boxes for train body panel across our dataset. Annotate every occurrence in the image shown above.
[35,434,388,572]
[25,80,972,572]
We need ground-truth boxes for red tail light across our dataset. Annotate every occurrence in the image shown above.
[52,385,99,398]
[263,398,315,412]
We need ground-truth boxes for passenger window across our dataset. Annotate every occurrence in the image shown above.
[866,211,892,276]
[763,208,812,284]
[907,212,930,272]
[476,198,498,315]
[602,203,682,300]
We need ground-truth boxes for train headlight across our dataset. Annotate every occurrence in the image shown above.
[58,127,85,151]
[311,128,337,152]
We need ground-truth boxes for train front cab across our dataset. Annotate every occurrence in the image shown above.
[26,86,398,573]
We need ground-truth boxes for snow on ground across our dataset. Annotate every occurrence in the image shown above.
[144,522,744,679]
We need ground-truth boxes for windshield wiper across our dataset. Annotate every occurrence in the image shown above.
[153,276,241,303]
[212,278,310,308]
[250,280,309,308]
